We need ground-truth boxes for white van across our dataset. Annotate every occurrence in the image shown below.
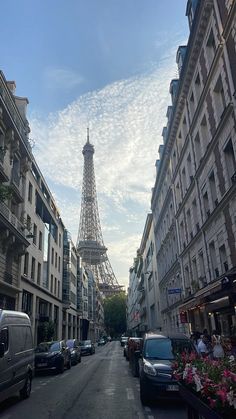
[0,310,34,403]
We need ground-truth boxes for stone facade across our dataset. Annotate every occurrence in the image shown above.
[151,0,236,336]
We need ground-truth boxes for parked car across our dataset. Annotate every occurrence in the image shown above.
[66,339,81,365]
[137,331,196,405]
[98,338,106,346]
[0,310,34,403]
[80,340,95,355]
[35,340,71,373]
[120,336,128,347]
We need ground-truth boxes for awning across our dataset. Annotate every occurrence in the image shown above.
[178,279,222,312]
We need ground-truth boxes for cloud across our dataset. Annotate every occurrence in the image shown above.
[43,67,84,90]
[30,41,183,288]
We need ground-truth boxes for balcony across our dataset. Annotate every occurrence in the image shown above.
[3,271,13,285]
[0,201,27,237]
[11,169,23,203]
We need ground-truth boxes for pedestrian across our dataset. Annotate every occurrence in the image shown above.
[211,330,225,359]
[197,335,208,358]
[190,333,199,354]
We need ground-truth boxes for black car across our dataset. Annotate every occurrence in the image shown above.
[35,340,71,373]
[66,339,81,365]
[80,340,95,355]
[137,332,195,404]
[97,338,106,346]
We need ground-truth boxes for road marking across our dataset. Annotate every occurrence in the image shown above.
[126,388,134,400]
[41,382,47,386]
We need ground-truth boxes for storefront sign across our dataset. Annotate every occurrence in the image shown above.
[168,288,182,294]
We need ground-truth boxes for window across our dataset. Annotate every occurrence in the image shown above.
[33,224,37,245]
[23,252,29,276]
[194,72,201,101]
[219,245,228,273]
[0,328,9,352]
[224,139,236,184]
[182,167,187,192]
[54,277,57,295]
[58,256,61,273]
[31,257,35,280]
[59,233,61,247]
[50,275,53,293]
[199,251,206,284]
[28,182,33,203]
[37,262,41,285]
[209,241,218,278]
[202,190,210,218]
[194,133,202,167]
[187,153,193,184]
[26,215,31,232]
[206,28,216,68]
[22,290,32,315]
[209,171,218,207]
[51,248,54,265]
[200,115,210,150]
[213,75,226,121]
[55,252,57,268]
[39,231,42,250]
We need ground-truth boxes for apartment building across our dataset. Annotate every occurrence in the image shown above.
[151,0,236,336]
[19,157,64,344]
[62,230,79,340]
[127,256,141,335]
[0,73,32,311]
[138,214,161,332]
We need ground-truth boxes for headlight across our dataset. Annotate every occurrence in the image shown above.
[143,362,157,376]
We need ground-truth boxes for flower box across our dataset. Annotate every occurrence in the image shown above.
[179,383,223,419]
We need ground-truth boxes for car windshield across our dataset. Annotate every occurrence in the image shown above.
[35,342,60,353]
[80,340,91,346]
[144,338,193,360]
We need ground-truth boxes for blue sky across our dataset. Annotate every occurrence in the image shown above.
[1,0,189,288]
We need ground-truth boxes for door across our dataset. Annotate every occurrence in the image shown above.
[0,327,13,395]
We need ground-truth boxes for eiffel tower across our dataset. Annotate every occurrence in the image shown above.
[77,129,123,297]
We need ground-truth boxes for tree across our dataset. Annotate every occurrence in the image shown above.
[104,292,127,337]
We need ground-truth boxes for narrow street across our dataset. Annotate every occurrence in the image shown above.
[0,341,187,419]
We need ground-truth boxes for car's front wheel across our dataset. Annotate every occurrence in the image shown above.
[57,360,64,374]
[67,358,71,369]
[140,380,150,405]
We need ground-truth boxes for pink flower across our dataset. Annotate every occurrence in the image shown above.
[208,398,217,409]
[216,388,228,404]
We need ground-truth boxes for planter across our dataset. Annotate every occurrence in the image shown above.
[179,383,226,419]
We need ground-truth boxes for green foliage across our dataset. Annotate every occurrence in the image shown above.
[38,321,55,343]
[104,292,127,337]
[0,184,12,202]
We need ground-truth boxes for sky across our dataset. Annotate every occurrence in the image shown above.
[1,0,189,289]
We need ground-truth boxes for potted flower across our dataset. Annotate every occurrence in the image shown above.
[173,352,236,418]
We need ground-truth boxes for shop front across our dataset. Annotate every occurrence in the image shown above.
[179,272,236,347]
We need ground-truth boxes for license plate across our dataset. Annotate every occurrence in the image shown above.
[167,385,179,391]
[37,362,47,367]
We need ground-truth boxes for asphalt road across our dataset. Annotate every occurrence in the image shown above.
[0,341,187,419]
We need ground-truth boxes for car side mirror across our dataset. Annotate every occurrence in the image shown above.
[0,343,5,358]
